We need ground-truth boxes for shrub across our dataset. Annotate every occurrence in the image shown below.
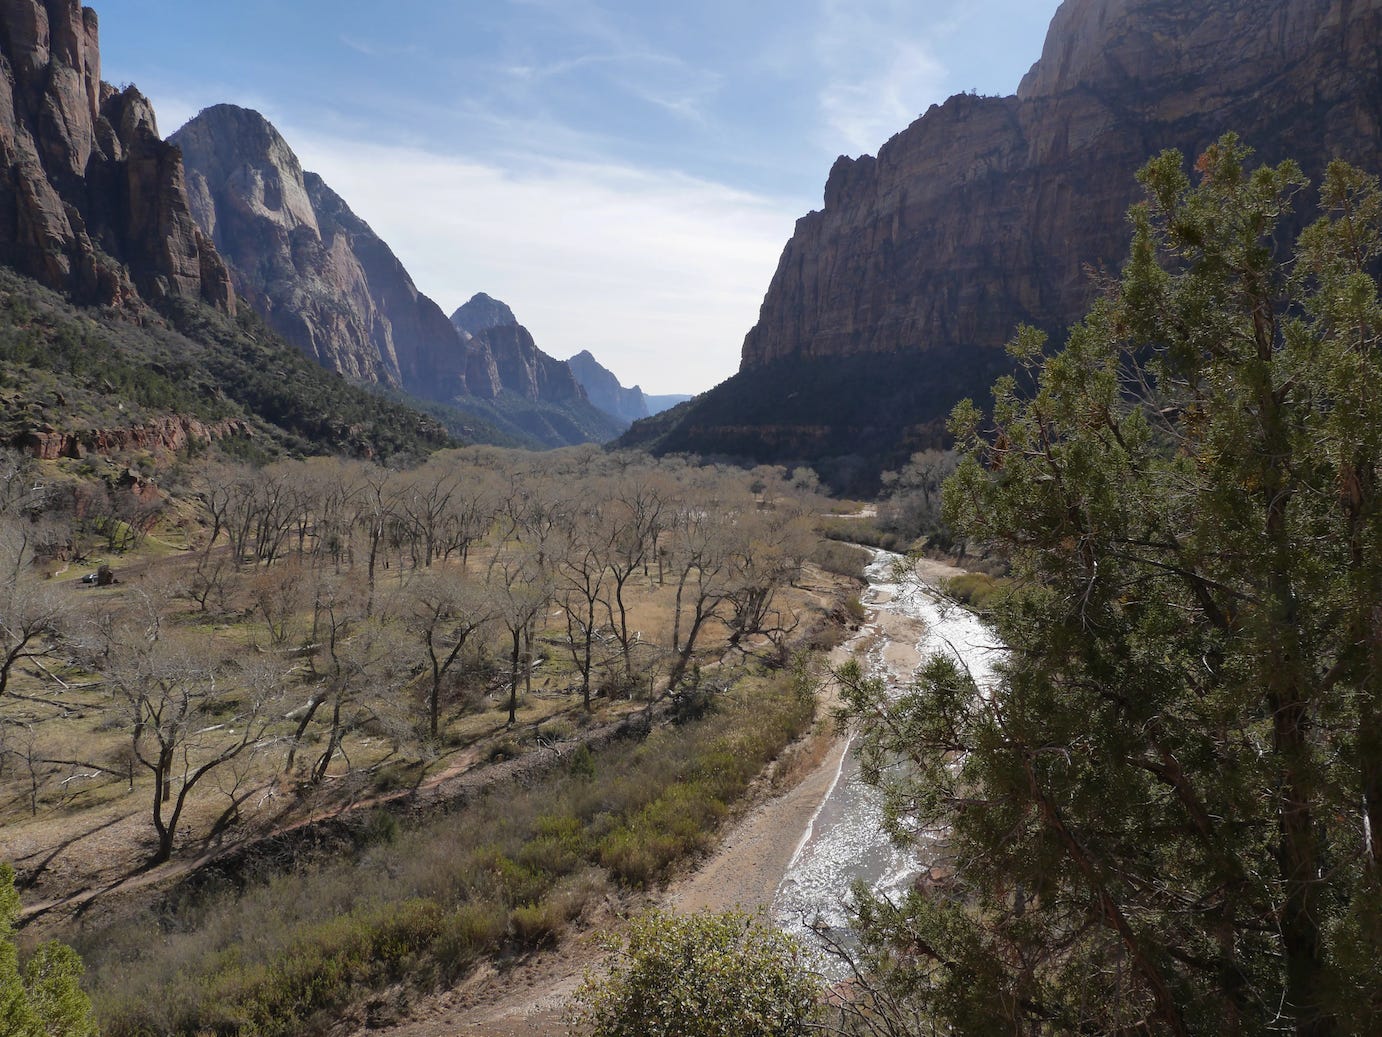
[433,902,507,976]
[943,572,1007,612]
[510,901,564,948]
[569,910,821,1037]
[809,538,871,580]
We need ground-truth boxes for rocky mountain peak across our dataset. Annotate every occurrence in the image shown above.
[174,104,319,239]
[451,293,517,336]
[173,105,454,390]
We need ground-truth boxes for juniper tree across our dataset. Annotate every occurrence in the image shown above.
[840,138,1382,1036]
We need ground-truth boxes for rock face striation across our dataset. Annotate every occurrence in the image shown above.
[173,104,472,397]
[448,294,587,404]
[641,0,1382,489]
[0,0,234,311]
[173,110,608,438]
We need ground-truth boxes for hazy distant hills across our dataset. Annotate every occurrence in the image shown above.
[171,106,620,449]
[566,350,690,428]
[626,0,1382,492]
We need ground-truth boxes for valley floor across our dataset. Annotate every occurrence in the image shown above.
[362,553,968,1037]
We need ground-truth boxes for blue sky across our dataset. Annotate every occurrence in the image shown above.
[97,0,1062,394]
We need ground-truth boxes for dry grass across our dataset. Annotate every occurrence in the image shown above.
[1,546,847,915]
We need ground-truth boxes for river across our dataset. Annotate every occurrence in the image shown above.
[772,550,1002,975]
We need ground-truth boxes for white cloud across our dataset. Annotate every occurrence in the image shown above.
[815,0,950,155]
[286,132,799,395]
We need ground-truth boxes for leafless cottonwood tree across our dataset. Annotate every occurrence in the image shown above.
[96,609,282,863]
[401,565,496,738]
[0,522,66,702]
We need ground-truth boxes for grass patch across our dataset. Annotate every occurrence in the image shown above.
[944,571,1009,612]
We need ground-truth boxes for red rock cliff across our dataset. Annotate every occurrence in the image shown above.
[739,0,1382,372]
[0,0,234,311]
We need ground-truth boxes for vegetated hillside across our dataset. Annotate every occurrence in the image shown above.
[403,385,623,451]
[634,0,1382,488]
[618,346,1014,495]
[0,267,452,463]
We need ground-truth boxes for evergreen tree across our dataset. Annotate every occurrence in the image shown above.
[840,137,1382,1036]
[0,864,97,1037]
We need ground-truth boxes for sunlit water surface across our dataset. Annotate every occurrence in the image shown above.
[772,550,1002,977]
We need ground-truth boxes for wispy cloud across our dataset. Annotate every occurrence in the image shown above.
[495,0,722,126]
[814,0,950,155]
[338,35,423,59]
[286,130,799,394]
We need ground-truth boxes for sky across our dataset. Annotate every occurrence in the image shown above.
[96,0,1063,395]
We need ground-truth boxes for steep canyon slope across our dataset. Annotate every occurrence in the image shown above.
[0,2,454,463]
[173,108,619,447]
[0,0,233,312]
[628,0,1382,490]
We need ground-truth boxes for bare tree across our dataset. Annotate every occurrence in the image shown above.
[402,566,496,738]
[553,509,612,711]
[101,618,281,863]
[0,522,66,701]
[601,474,668,681]
[663,504,737,694]
[491,545,552,727]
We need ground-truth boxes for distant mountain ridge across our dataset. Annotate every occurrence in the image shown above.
[172,106,619,448]
[565,350,690,428]
[628,0,1382,491]
[566,350,649,426]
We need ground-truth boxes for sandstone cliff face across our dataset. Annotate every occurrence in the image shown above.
[449,294,589,404]
[0,0,233,310]
[21,414,252,461]
[739,0,1382,373]
[566,349,651,427]
[470,323,587,404]
[176,106,398,389]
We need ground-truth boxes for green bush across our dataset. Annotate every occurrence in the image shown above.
[433,902,508,975]
[569,910,821,1037]
[943,572,1007,612]
[1,863,98,1037]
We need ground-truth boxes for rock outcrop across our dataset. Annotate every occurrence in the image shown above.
[19,414,252,460]
[0,0,233,310]
[566,349,651,427]
[173,105,474,396]
[451,292,516,337]
[642,0,1382,490]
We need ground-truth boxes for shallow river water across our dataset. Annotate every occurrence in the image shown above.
[772,550,1001,975]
